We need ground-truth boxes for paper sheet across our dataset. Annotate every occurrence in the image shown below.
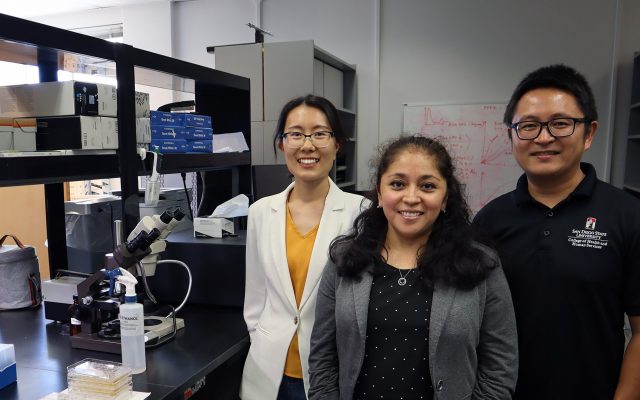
[212,131,249,153]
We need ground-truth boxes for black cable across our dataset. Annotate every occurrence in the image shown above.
[136,261,157,304]
[54,269,92,279]
[180,172,194,221]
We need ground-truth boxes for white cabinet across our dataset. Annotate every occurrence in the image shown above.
[213,40,357,190]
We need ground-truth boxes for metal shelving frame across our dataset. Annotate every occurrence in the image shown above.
[0,13,251,277]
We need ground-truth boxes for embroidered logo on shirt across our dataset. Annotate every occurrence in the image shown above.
[568,218,608,250]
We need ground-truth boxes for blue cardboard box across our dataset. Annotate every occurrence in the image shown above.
[151,125,186,140]
[184,114,212,128]
[150,110,185,127]
[0,363,17,390]
[183,127,213,140]
[150,139,188,154]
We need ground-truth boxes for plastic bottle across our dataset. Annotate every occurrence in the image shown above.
[117,271,146,374]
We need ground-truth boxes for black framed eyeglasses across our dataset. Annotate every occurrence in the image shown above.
[509,117,589,140]
[281,131,335,148]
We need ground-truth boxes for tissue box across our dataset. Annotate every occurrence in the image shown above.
[0,344,16,390]
[194,217,234,238]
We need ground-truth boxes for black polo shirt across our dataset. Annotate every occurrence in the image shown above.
[473,163,640,400]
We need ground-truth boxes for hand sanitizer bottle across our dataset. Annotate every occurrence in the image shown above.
[118,272,146,374]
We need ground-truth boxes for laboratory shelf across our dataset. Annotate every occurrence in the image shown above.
[0,154,119,187]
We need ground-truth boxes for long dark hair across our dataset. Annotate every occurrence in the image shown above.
[330,135,494,289]
[272,94,347,156]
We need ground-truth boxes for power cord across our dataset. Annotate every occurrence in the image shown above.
[136,261,158,305]
[157,259,192,315]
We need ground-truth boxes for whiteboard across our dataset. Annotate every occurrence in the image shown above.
[402,103,522,214]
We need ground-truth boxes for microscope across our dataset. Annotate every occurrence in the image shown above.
[69,208,189,353]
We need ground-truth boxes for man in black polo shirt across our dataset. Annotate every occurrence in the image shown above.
[474,65,640,399]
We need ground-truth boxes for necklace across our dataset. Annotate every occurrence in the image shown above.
[397,269,413,286]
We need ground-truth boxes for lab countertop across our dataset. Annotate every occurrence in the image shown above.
[0,304,249,399]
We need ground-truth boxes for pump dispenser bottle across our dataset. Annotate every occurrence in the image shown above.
[117,270,146,373]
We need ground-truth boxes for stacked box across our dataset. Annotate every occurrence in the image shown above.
[0,81,151,152]
[36,116,102,150]
[149,111,213,153]
[0,81,115,118]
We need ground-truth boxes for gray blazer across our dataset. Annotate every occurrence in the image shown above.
[308,245,518,400]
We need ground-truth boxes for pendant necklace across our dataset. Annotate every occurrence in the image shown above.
[397,268,413,286]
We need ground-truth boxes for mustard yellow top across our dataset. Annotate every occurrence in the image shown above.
[283,203,319,378]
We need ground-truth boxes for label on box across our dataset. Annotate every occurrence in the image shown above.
[186,140,213,153]
[97,84,117,117]
[184,114,212,128]
[150,110,185,127]
[151,125,186,140]
[150,139,187,153]
[100,117,119,149]
[183,126,213,140]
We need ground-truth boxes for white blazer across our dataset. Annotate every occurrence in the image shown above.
[240,178,367,400]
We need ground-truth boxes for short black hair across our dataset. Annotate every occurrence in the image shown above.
[272,94,346,155]
[504,65,598,138]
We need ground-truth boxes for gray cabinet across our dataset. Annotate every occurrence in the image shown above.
[214,40,357,191]
[625,52,640,198]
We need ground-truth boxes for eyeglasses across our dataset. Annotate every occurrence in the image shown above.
[509,117,589,140]
[281,131,334,148]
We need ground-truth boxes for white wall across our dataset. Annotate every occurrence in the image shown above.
[32,3,172,55]
[172,0,255,67]
[378,0,619,181]
[259,0,378,190]
[31,0,639,190]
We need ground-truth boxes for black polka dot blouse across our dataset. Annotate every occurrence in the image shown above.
[353,258,434,400]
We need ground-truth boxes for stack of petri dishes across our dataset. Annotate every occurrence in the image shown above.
[67,358,133,400]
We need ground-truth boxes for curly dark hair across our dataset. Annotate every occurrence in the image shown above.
[330,135,495,289]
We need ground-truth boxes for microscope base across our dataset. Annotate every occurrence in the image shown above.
[70,316,185,353]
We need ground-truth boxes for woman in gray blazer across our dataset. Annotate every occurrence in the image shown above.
[308,136,518,400]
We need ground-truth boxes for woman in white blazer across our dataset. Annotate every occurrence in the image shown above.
[240,95,367,400]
